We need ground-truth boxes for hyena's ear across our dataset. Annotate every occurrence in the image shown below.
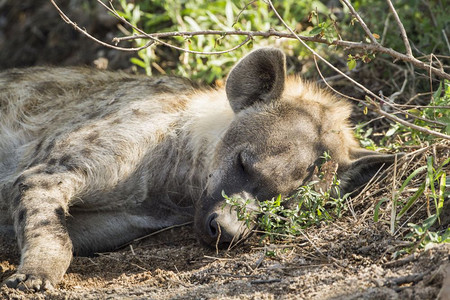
[226,47,286,113]
[338,150,404,195]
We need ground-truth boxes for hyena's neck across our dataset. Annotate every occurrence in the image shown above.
[152,89,234,203]
[182,89,235,168]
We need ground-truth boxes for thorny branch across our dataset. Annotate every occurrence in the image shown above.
[50,0,450,140]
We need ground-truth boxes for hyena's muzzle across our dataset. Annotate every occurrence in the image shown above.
[194,191,259,248]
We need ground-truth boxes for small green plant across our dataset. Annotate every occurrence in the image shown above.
[406,218,450,251]
[223,154,347,242]
[381,80,450,145]
[375,155,449,252]
[403,156,449,250]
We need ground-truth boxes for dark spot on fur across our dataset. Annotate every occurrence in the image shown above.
[59,154,72,167]
[34,140,43,154]
[28,158,40,168]
[55,207,65,219]
[30,232,41,239]
[132,108,149,118]
[110,118,122,125]
[13,175,25,187]
[71,124,83,133]
[18,209,26,224]
[37,220,51,227]
[81,148,92,158]
[13,195,21,207]
[53,208,69,243]
[86,131,100,143]
[34,81,65,96]
[48,158,58,165]
[101,109,118,120]
[39,180,51,190]
[18,182,33,193]
[87,110,101,119]
[45,139,55,153]
[28,209,39,217]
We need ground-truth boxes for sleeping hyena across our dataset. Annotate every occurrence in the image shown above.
[0,48,399,291]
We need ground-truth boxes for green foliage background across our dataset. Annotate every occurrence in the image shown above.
[117,0,448,88]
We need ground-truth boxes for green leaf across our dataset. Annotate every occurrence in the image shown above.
[374,198,388,222]
[130,57,147,69]
[347,58,356,70]
[385,125,399,137]
[423,214,438,230]
[437,173,446,216]
[309,26,323,36]
[397,182,425,219]
[398,165,427,195]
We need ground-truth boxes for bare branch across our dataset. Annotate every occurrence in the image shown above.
[386,0,413,57]
[50,0,450,80]
[115,33,450,80]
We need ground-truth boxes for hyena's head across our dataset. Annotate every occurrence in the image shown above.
[194,48,400,248]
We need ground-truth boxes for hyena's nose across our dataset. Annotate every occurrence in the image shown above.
[204,209,251,247]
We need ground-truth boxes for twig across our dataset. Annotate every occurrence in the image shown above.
[315,56,444,130]
[386,0,413,57]
[251,278,281,284]
[386,70,408,102]
[233,0,258,27]
[341,0,379,44]
[313,56,363,101]
[391,111,447,128]
[384,271,429,286]
[374,107,450,140]
[208,273,260,278]
[443,29,450,53]
[128,221,193,243]
[50,0,154,52]
[381,13,391,45]
[215,220,222,255]
[203,256,235,261]
[390,154,398,235]
[383,253,418,268]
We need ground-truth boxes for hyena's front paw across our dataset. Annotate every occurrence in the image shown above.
[3,273,54,291]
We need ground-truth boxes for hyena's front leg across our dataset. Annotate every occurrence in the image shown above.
[3,167,83,291]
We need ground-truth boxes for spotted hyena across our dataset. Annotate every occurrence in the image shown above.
[0,48,398,290]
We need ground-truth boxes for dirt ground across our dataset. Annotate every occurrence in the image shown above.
[1,0,449,299]
[1,218,449,299]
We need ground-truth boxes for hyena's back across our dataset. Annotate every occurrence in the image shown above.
[0,67,192,182]
[0,67,196,225]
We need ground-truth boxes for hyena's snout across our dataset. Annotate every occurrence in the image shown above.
[196,197,258,248]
